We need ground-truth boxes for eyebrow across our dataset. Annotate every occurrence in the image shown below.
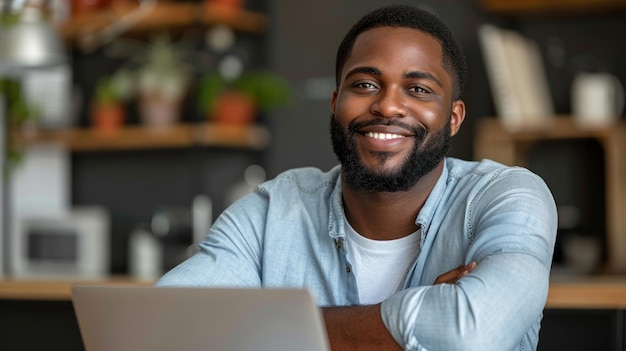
[405,70,443,88]
[344,66,382,81]
[344,66,443,88]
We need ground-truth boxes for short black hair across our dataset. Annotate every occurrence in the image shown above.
[335,4,467,100]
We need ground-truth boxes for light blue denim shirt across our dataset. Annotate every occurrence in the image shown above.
[156,157,557,351]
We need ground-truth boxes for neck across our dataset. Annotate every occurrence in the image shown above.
[341,161,443,241]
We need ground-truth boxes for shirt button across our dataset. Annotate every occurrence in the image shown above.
[346,265,351,273]
[336,239,343,249]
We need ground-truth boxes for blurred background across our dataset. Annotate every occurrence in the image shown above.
[2,0,625,278]
[1,0,626,349]
[2,0,626,280]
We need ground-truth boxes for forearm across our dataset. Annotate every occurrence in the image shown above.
[322,304,402,351]
[382,254,551,351]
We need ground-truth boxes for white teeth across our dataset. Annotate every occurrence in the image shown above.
[365,132,405,140]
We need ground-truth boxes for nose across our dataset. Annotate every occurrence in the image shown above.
[370,88,407,118]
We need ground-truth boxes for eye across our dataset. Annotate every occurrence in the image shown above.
[408,85,430,94]
[353,81,378,90]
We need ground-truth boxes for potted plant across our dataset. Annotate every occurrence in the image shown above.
[197,70,291,125]
[91,72,132,132]
[135,35,191,128]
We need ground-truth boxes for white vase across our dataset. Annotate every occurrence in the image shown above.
[139,96,181,128]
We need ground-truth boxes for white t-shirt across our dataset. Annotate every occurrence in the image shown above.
[344,217,421,305]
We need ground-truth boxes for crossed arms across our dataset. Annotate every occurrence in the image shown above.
[323,263,477,351]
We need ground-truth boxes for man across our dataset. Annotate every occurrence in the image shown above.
[156,4,557,350]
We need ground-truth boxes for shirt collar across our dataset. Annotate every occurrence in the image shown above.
[327,160,450,240]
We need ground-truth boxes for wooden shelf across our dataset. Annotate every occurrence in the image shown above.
[11,122,271,152]
[475,116,620,145]
[481,0,626,15]
[58,2,269,41]
[474,116,626,273]
[0,277,154,301]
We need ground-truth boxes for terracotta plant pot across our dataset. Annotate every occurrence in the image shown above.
[212,91,257,125]
[91,102,126,132]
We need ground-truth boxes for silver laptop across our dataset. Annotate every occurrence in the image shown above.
[72,286,331,351]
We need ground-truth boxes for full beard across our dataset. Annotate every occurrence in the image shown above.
[330,114,451,192]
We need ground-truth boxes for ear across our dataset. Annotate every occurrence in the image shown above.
[449,100,466,137]
[331,90,338,113]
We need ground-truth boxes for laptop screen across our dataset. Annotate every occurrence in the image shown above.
[72,286,330,351]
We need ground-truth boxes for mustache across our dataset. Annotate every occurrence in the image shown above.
[346,118,426,138]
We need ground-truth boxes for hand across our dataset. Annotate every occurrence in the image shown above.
[323,305,401,351]
[433,261,477,285]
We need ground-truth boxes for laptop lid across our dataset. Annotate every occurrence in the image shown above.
[72,286,331,351]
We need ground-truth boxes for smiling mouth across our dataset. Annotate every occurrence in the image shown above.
[364,132,407,140]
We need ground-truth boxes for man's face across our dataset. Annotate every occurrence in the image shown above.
[330,26,465,192]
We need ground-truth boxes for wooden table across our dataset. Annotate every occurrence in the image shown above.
[0,277,155,301]
[546,276,626,309]
[2,276,626,309]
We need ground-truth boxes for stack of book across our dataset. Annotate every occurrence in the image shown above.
[478,24,555,131]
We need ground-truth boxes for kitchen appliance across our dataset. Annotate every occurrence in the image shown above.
[10,206,110,278]
[127,195,213,278]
